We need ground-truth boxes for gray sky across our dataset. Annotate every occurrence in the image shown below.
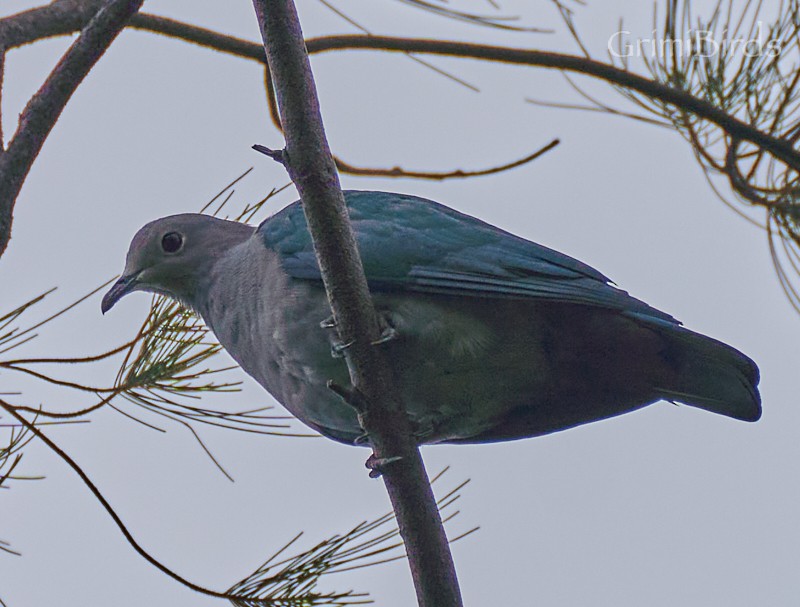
[2,1,798,606]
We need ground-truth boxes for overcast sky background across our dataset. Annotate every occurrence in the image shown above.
[1,1,798,606]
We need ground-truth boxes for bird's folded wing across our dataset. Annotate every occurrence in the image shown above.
[258,191,679,325]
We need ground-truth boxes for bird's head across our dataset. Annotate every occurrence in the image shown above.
[101,213,254,314]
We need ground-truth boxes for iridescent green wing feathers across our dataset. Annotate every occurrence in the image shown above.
[257,190,678,325]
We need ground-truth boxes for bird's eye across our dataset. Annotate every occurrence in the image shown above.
[161,232,183,253]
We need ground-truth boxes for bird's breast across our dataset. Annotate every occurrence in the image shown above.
[200,245,590,444]
[202,254,360,439]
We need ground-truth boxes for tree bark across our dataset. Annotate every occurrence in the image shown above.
[251,1,464,606]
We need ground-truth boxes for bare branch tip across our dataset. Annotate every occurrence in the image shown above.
[326,380,369,415]
[252,143,287,166]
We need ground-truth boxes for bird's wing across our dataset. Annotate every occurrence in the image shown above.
[257,190,679,324]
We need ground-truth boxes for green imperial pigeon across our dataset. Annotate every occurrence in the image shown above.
[102,191,761,445]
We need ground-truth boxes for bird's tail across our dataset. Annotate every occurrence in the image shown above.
[653,325,761,422]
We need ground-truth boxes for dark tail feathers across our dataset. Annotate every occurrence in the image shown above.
[655,325,761,422]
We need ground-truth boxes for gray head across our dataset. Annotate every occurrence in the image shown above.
[101,213,255,313]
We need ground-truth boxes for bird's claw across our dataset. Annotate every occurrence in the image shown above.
[323,313,397,355]
[365,454,403,479]
[371,326,398,346]
[319,315,337,329]
[330,339,355,358]
[321,315,354,358]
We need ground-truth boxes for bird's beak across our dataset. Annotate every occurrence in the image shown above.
[101,272,140,314]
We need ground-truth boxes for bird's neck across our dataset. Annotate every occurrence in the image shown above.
[196,238,290,353]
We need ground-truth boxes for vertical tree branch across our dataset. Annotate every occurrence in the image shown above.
[0,45,6,151]
[0,0,143,259]
[251,2,463,606]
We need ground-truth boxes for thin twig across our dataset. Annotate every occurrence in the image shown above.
[334,139,560,180]
[0,399,233,600]
[304,35,800,172]
[1,397,468,605]
[9,13,793,186]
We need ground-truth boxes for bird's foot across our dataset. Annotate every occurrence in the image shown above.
[365,454,403,479]
[321,316,354,358]
[322,313,397,356]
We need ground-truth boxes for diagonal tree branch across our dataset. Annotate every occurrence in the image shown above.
[5,10,798,177]
[0,0,144,258]
[0,0,106,48]
[251,1,462,606]
[105,19,800,176]
[6,9,796,233]
[303,35,800,173]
